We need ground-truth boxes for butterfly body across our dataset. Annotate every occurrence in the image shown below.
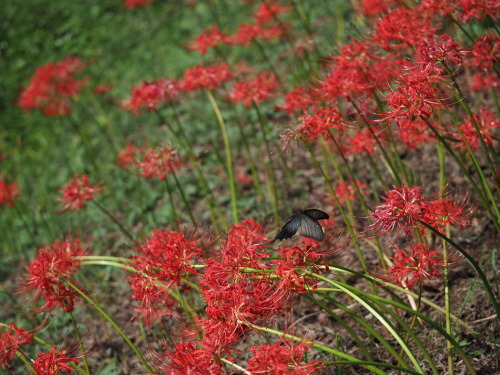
[271,209,329,243]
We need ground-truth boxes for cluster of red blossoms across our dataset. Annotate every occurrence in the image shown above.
[188,1,289,54]
[0,323,33,368]
[117,143,186,180]
[57,174,105,212]
[0,176,21,207]
[123,79,181,115]
[18,57,88,116]
[369,183,471,290]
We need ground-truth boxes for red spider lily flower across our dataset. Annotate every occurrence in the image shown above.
[368,183,472,236]
[226,22,287,46]
[0,177,21,207]
[253,1,290,24]
[57,174,105,212]
[123,79,180,115]
[468,34,499,71]
[134,145,186,180]
[182,62,232,91]
[116,143,140,169]
[294,106,345,141]
[457,0,499,22]
[415,35,468,75]
[469,72,500,93]
[247,339,322,374]
[357,0,392,17]
[229,71,278,108]
[374,243,448,290]
[19,239,86,313]
[33,346,79,375]
[453,107,499,151]
[371,7,436,51]
[344,128,381,156]
[0,323,34,368]
[334,180,367,204]
[127,230,203,325]
[418,0,456,19]
[152,341,223,375]
[188,26,227,55]
[18,57,88,117]
[277,86,315,115]
[93,83,113,95]
[396,118,435,150]
[123,0,157,9]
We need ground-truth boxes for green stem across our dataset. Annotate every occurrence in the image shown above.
[64,279,153,373]
[91,200,134,242]
[69,312,91,375]
[164,177,179,231]
[205,89,239,223]
[171,170,196,226]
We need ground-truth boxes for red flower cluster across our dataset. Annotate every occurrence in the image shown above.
[0,323,34,368]
[33,346,79,375]
[229,71,278,107]
[182,62,232,91]
[247,339,321,375]
[375,243,447,290]
[334,180,367,204]
[369,183,471,237]
[455,107,499,151]
[136,145,186,180]
[18,57,88,116]
[20,239,86,312]
[188,26,226,55]
[57,174,105,212]
[127,230,203,325]
[123,0,157,9]
[123,79,181,115]
[0,177,21,207]
[277,86,315,115]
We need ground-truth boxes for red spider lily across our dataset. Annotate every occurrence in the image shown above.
[453,107,499,151]
[418,0,456,19]
[253,1,290,24]
[294,106,345,141]
[0,177,21,207]
[93,82,113,95]
[368,183,472,237]
[225,22,287,46]
[127,230,203,325]
[374,243,449,290]
[151,341,223,375]
[247,339,322,374]
[32,346,79,375]
[277,86,316,115]
[123,0,157,9]
[19,239,86,313]
[18,57,88,116]
[123,79,181,115]
[229,71,278,107]
[116,143,141,169]
[134,145,186,180]
[0,323,34,368]
[188,26,227,55]
[334,180,367,204]
[357,0,392,17]
[182,62,232,91]
[457,0,499,22]
[344,128,381,156]
[415,34,467,75]
[396,118,435,150]
[469,72,500,93]
[57,174,106,212]
[468,34,499,71]
[371,7,436,51]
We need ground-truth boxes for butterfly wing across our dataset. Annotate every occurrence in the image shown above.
[303,209,329,221]
[271,214,302,243]
[299,214,325,241]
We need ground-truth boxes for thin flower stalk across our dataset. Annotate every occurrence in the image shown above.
[170,170,196,226]
[91,199,134,242]
[164,177,179,231]
[205,89,239,223]
[68,312,91,375]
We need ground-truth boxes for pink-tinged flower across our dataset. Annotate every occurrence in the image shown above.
[334,180,367,204]
[135,145,186,180]
[468,34,499,71]
[0,323,34,368]
[188,26,227,55]
[123,0,156,9]
[415,35,467,75]
[247,339,322,374]
[229,71,278,107]
[396,118,435,150]
[182,62,232,91]
[453,107,499,151]
[128,230,203,325]
[468,72,500,93]
[116,143,141,169]
[277,86,315,115]
[18,57,88,116]
[123,79,180,115]
[344,128,380,156]
[57,174,105,212]
[374,243,448,290]
[368,183,472,237]
[19,239,86,313]
[0,177,21,207]
[33,346,79,375]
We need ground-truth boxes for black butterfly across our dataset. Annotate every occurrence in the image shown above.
[271,209,329,243]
